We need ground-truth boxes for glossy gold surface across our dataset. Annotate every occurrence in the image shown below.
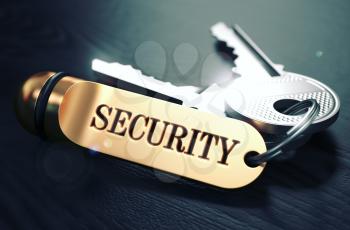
[15,71,83,139]
[59,81,266,188]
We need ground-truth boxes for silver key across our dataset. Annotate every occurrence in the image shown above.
[92,59,202,106]
[91,59,228,116]
[211,22,340,134]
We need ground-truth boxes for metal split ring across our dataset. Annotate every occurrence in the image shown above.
[245,99,320,167]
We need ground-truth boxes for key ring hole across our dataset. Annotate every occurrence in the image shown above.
[244,151,260,168]
[273,99,307,116]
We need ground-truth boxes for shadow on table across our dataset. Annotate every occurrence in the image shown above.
[36,130,338,209]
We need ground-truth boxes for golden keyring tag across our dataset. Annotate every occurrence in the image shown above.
[16,72,266,188]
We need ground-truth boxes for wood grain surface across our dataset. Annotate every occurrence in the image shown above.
[1,0,349,229]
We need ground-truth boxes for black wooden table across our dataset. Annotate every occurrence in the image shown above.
[1,0,349,229]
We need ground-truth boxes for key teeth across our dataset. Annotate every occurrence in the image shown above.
[211,22,285,77]
[275,64,285,72]
[118,63,150,78]
[92,59,202,105]
[102,60,170,87]
[211,22,244,76]
[212,22,256,77]
[231,67,242,77]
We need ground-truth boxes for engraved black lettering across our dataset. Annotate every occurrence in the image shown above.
[147,118,170,146]
[198,132,219,160]
[163,123,188,152]
[89,104,242,167]
[128,114,149,140]
[217,137,240,165]
[90,104,112,130]
[107,108,132,136]
[184,129,201,155]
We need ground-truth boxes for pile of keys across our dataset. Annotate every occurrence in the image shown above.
[92,22,340,165]
[15,22,341,188]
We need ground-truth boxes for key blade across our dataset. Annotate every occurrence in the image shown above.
[91,59,201,105]
[232,24,282,76]
[92,59,232,116]
[211,22,284,78]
